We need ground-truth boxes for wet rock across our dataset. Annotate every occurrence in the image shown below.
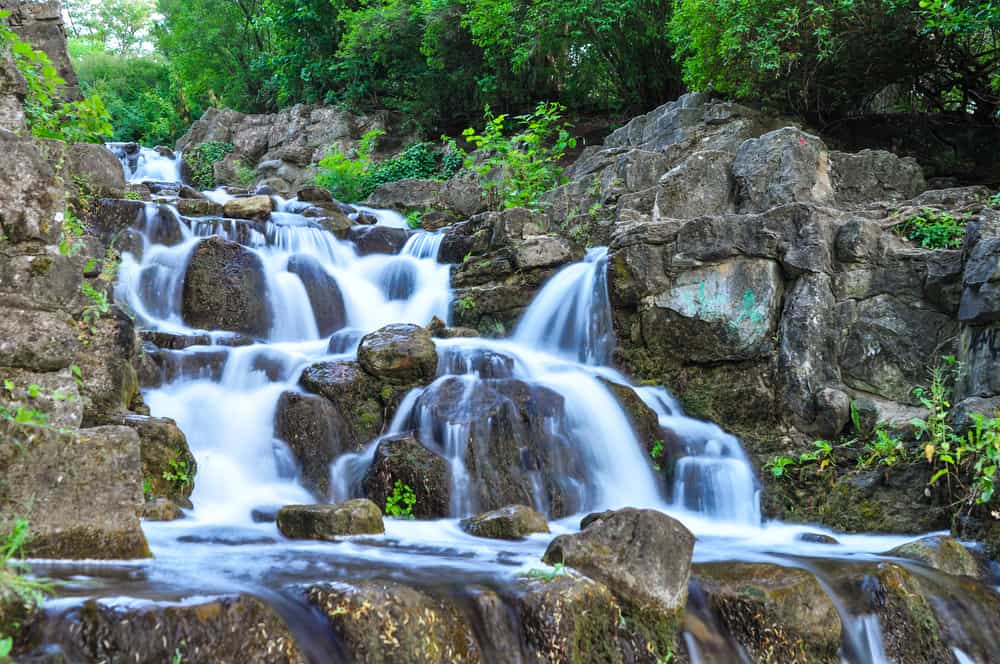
[142,498,183,521]
[358,324,438,385]
[886,535,981,577]
[286,254,347,336]
[348,225,410,256]
[0,420,149,559]
[299,360,386,444]
[426,316,479,340]
[27,594,305,663]
[543,508,693,637]
[460,505,549,540]
[223,195,273,221]
[0,130,65,245]
[175,197,223,217]
[121,414,196,508]
[274,391,353,499]
[181,236,274,338]
[413,377,587,517]
[315,211,353,239]
[796,532,839,545]
[306,580,482,663]
[599,379,669,458]
[732,128,834,213]
[694,562,842,663]
[361,433,450,519]
[297,185,333,202]
[276,499,384,540]
[83,198,146,243]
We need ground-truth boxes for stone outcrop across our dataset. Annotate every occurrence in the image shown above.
[0,1,80,101]
[364,176,487,227]
[361,433,451,519]
[276,499,385,540]
[459,504,549,540]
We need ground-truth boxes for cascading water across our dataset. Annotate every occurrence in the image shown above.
[108,143,183,183]
[28,145,1000,664]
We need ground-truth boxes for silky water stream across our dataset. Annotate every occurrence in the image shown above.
[26,148,1000,663]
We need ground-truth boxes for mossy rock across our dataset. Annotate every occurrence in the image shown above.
[123,414,197,508]
[886,535,981,577]
[460,505,549,540]
[361,433,450,519]
[276,500,384,541]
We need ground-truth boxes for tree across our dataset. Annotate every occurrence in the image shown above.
[65,0,155,57]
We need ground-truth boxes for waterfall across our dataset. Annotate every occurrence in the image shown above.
[108,143,183,183]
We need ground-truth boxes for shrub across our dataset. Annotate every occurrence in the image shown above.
[385,480,416,518]
[1,10,112,143]
[893,209,966,249]
[461,101,576,210]
[184,141,233,190]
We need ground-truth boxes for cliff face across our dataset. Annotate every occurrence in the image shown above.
[0,0,80,100]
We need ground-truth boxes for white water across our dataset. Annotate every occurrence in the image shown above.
[101,151,1000,664]
[108,143,183,183]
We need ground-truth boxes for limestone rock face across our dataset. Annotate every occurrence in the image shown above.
[0,420,149,559]
[181,236,273,337]
[0,0,80,102]
[364,176,487,225]
[0,131,65,245]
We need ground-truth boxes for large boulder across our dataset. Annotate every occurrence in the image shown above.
[23,594,305,663]
[223,195,273,221]
[694,562,842,663]
[347,225,410,256]
[306,581,482,664]
[830,149,926,205]
[276,499,384,540]
[43,140,126,197]
[361,433,450,519]
[286,254,347,336]
[653,150,735,220]
[358,324,438,385]
[0,1,81,101]
[0,131,65,245]
[543,508,693,639]
[299,360,390,445]
[0,420,149,559]
[886,535,981,577]
[274,390,353,499]
[460,505,549,540]
[121,414,196,509]
[732,127,834,214]
[181,236,274,337]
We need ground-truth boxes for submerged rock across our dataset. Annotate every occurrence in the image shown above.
[286,254,347,336]
[276,499,384,540]
[358,323,438,385]
[694,562,842,663]
[361,433,450,519]
[460,505,549,540]
[306,580,482,664]
[181,236,273,338]
[348,225,410,256]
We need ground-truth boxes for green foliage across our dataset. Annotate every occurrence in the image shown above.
[860,427,906,469]
[0,519,52,622]
[185,141,233,190]
[65,0,155,57]
[1,379,52,427]
[405,210,422,230]
[523,562,567,582]
[650,439,665,472]
[457,295,476,312]
[59,208,86,258]
[385,480,416,518]
[893,209,967,249]
[0,636,10,659]
[0,11,112,143]
[990,191,1000,207]
[80,282,111,333]
[315,130,462,203]
[670,0,1000,121]
[142,477,153,500]
[162,458,193,491]
[233,160,258,189]
[764,455,796,479]
[461,102,576,210]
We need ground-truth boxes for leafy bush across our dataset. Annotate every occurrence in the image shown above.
[893,209,966,249]
[385,480,416,518]
[462,102,576,210]
[0,518,52,641]
[185,141,233,190]
[315,129,463,203]
[1,11,112,143]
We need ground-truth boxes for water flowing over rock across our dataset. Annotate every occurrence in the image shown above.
[361,433,451,519]
[460,504,549,540]
[276,499,384,540]
[358,323,438,384]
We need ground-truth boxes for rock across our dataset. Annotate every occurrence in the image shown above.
[274,391,353,499]
[364,177,487,222]
[886,535,981,577]
[276,499,384,540]
[0,131,65,245]
[223,195,273,221]
[358,324,438,385]
[299,360,386,445]
[315,212,353,239]
[0,49,27,131]
[306,581,482,663]
[912,186,991,208]
[460,505,549,540]
[45,141,126,198]
[951,395,1000,433]
[175,197,223,217]
[27,594,305,663]
[0,307,76,371]
[694,562,842,663]
[347,225,410,256]
[74,307,143,426]
[121,414,196,508]
[1,1,81,101]
[0,248,84,314]
[181,236,274,337]
[511,235,575,270]
[361,433,450,519]
[959,236,1000,324]
[142,497,184,521]
[543,508,693,632]
[0,366,82,429]
[732,127,834,213]
[286,254,347,336]
[83,198,146,243]
[0,420,149,559]
[653,150,735,219]
[297,185,333,202]
[796,532,839,545]
[426,316,479,340]
[831,149,926,205]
